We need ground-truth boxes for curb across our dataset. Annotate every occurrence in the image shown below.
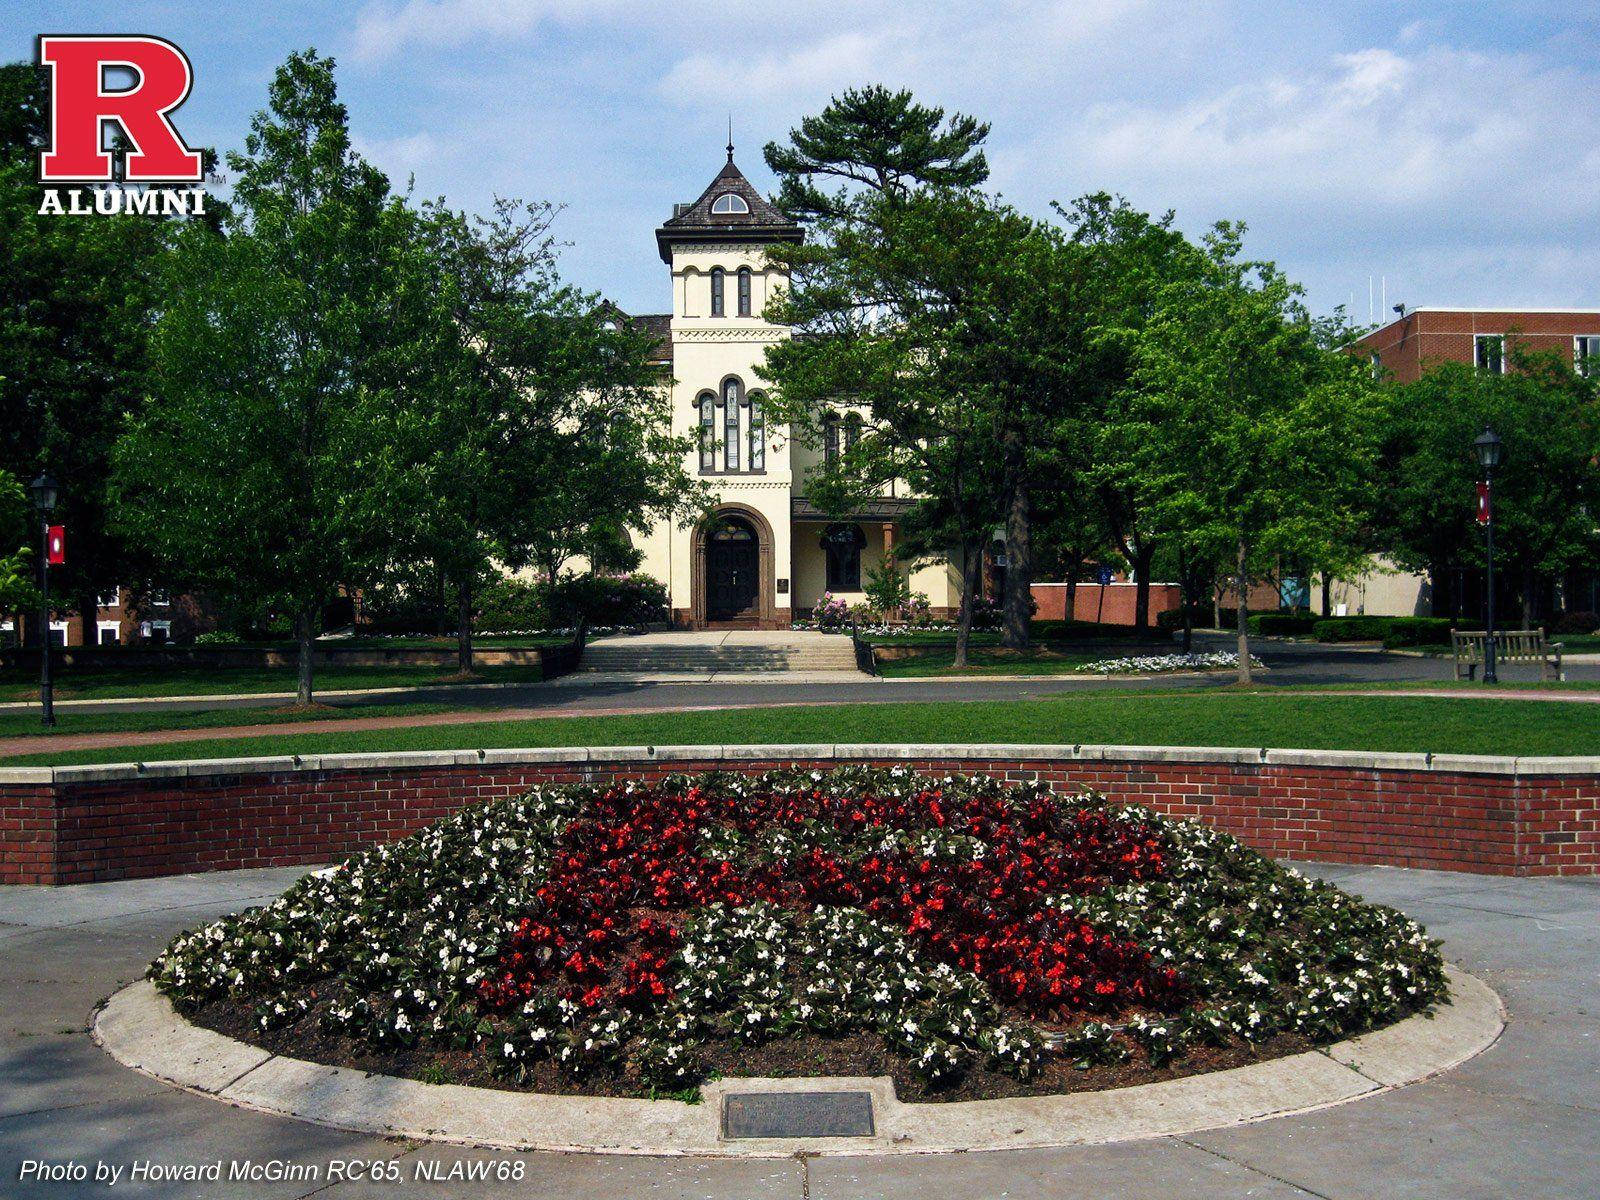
[93,966,1502,1158]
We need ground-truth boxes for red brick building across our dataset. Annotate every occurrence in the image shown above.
[1351,308,1600,384]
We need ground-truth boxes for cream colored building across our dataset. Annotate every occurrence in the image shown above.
[627,151,960,628]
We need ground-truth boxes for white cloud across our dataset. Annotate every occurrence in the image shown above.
[351,0,629,63]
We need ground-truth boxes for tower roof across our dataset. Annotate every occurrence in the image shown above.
[655,156,802,263]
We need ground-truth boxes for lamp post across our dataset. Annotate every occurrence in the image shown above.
[1473,429,1503,684]
[29,473,59,726]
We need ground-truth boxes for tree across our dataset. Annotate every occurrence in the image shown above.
[391,199,702,671]
[1375,349,1600,626]
[1064,194,1200,631]
[113,50,414,704]
[1114,225,1382,682]
[0,61,180,643]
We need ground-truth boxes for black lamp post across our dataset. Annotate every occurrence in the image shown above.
[1473,428,1503,684]
[29,473,59,726]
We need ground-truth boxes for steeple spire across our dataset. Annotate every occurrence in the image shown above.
[726,115,734,162]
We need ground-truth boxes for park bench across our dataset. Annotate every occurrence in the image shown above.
[1452,628,1564,681]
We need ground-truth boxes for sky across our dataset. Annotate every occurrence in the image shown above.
[12,1,1600,320]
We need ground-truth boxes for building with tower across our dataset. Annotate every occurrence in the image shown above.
[623,147,962,628]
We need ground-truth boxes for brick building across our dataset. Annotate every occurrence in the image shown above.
[1351,308,1600,384]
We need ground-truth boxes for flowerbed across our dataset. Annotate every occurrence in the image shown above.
[1083,651,1263,674]
[152,768,1446,1102]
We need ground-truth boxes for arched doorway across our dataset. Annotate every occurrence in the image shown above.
[690,505,778,628]
[706,516,760,621]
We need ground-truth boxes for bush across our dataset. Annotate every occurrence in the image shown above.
[863,558,912,616]
[543,573,668,629]
[900,592,932,626]
[1552,611,1600,635]
[1157,606,1278,632]
[193,630,242,646]
[475,576,548,634]
[812,593,851,630]
[1247,613,1320,636]
[1310,616,1453,647]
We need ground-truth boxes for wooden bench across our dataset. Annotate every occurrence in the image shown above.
[1452,628,1564,681]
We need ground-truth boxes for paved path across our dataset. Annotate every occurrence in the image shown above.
[1,862,1595,1198]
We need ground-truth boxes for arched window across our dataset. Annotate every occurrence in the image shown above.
[844,411,863,452]
[823,412,841,465]
[823,524,866,591]
[698,392,716,471]
[747,391,765,470]
[737,267,752,316]
[710,268,725,317]
[723,377,742,471]
[711,193,750,215]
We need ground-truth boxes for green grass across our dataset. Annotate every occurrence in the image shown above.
[7,692,1600,766]
[875,646,1110,677]
[0,701,460,741]
[0,662,550,703]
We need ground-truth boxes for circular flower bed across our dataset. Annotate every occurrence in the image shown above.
[152,768,1447,1102]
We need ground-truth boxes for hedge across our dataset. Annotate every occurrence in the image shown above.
[1247,613,1320,636]
[1311,616,1453,648]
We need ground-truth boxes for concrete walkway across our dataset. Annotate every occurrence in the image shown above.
[1,863,1595,1198]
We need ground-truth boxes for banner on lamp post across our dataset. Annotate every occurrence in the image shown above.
[1475,482,1491,526]
[46,525,65,564]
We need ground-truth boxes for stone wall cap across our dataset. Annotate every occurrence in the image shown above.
[11,743,1600,786]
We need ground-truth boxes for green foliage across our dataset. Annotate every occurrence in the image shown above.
[1247,613,1320,636]
[1310,616,1453,646]
[112,50,415,702]
[1374,352,1600,602]
[862,556,912,615]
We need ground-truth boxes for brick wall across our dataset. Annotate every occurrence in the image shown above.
[2,747,1596,885]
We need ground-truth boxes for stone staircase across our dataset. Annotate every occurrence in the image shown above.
[579,633,860,675]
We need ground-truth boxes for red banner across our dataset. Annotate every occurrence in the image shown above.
[1475,482,1491,526]
[46,525,65,564]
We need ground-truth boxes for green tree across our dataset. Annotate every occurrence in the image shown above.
[113,50,415,703]
[1376,349,1600,627]
[1114,226,1382,682]
[391,198,701,670]
[0,61,179,641]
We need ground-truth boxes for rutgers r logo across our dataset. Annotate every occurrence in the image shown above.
[37,34,203,184]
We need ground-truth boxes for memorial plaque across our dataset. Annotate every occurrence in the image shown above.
[722,1090,875,1139]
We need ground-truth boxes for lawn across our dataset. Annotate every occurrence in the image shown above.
[876,646,1114,677]
[0,661,551,703]
[0,701,461,741]
[7,692,1600,766]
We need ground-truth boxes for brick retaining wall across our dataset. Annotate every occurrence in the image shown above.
[2,745,1596,885]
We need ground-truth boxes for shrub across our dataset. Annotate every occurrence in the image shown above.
[1247,613,1320,636]
[194,630,242,646]
[1310,616,1453,647]
[475,576,548,634]
[900,592,933,626]
[1552,611,1600,635]
[863,558,912,616]
[543,573,668,629]
[813,593,851,630]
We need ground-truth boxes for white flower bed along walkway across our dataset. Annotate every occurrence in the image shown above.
[1083,651,1264,675]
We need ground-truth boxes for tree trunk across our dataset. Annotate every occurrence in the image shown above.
[1131,541,1154,629]
[295,604,316,706]
[79,591,99,649]
[1178,545,1193,653]
[1065,553,1080,624]
[1001,468,1032,650]
[954,542,982,669]
[1522,564,1536,631]
[1236,540,1252,685]
[456,577,474,674]
[1320,572,1332,617]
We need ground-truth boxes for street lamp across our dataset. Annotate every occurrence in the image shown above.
[29,473,59,726]
[1473,429,1503,684]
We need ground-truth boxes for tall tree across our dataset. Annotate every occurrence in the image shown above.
[392,198,702,671]
[1375,349,1600,626]
[0,61,179,641]
[113,50,413,703]
[1065,194,1199,631]
[1114,225,1382,682]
